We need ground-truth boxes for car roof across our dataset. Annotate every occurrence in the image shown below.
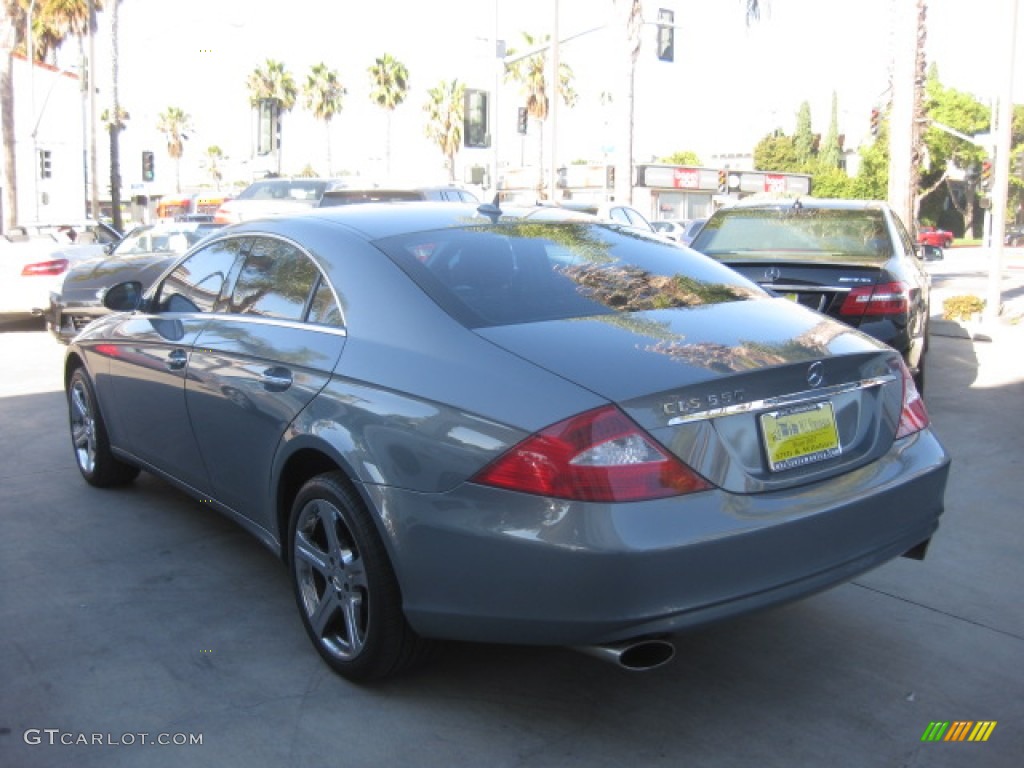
[224,201,597,241]
[719,197,891,213]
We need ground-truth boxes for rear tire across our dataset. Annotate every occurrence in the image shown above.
[67,367,140,487]
[288,472,432,681]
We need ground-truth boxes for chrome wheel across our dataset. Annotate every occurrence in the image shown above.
[288,472,431,681]
[293,497,369,661]
[69,377,97,474]
[66,367,139,487]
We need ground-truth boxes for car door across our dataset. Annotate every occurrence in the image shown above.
[103,237,246,491]
[184,236,346,520]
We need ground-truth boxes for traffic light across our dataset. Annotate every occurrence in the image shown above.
[141,150,155,182]
[38,149,52,179]
[870,108,880,138]
[463,89,490,149]
[656,8,675,62]
[516,107,528,135]
[980,160,993,190]
[717,169,727,193]
[257,99,281,155]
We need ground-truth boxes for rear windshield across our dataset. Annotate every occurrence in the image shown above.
[375,222,765,328]
[319,190,425,207]
[237,180,329,201]
[691,208,892,261]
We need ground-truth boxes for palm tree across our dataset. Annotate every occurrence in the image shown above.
[302,62,345,176]
[423,79,464,183]
[1,0,100,229]
[107,0,125,231]
[504,31,578,198]
[247,59,297,175]
[367,53,410,178]
[205,145,225,192]
[156,106,192,193]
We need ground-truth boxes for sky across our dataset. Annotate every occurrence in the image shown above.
[72,0,1024,190]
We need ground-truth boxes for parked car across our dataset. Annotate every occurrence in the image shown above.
[64,201,949,681]
[679,217,707,247]
[917,225,954,248]
[0,220,122,326]
[689,198,932,392]
[1005,225,1024,247]
[318,186,480,207]
[650,219,689,242]
[213,178,346,224]
[47,220,223,343]
[651,218,706,246]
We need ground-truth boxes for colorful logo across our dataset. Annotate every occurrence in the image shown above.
[921,721,997,742]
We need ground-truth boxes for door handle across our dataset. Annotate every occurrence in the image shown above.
[166,349,188,371]
[261,366,293,391]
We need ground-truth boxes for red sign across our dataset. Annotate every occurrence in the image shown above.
[673,168,700,189]
[765,174,786,193]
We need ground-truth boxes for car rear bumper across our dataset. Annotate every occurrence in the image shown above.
[376,429,950,646]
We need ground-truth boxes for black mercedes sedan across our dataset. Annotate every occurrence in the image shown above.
[63,201,949,681]
[689,198,931,392]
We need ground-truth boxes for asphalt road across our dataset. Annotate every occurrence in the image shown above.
[1,292,1022,767]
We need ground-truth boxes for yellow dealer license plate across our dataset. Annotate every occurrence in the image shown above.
[760,402,841,472]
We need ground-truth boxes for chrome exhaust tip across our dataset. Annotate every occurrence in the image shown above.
[573,637,676,671]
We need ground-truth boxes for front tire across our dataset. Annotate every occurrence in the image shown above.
[288,472,431,681]
[67,367,140,487]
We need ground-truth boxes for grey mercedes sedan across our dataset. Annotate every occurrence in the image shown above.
[63,201,950,681]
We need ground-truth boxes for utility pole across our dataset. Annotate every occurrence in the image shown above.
[985,0,1019,323]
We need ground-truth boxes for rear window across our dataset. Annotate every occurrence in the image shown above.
[319,190,425,207]
[691,207,892,261]
[237,180,329,201]
[376,222,765,328]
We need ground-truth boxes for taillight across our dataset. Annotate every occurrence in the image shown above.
[472,405,712,502]
[840,281,909,317]
[895,360,929,438]
[213,206,235,224]
[22,258,69,277]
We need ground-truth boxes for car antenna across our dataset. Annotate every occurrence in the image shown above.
[477,194,502,223]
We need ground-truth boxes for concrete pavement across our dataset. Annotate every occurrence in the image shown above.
[0,294,1021,767]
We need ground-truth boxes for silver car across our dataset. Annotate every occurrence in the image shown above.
[64,202,950,681]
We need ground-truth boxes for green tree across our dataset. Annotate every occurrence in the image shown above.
[423,79,464,183]
[303,62,346,176]
[367,53,410,178]
[819,92,842,169]
[794,101,814,167]
[247,59,297,175]
[753,132,800,173]
[205,145,225,192]
[919,66,989,237]
[504,31,577,197]
[156,106,191,193]
[659,150,701,166]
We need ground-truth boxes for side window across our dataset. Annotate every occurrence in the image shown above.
[307,278,344,328]
[229,238,319,321]
[156,238,242,313]
[608,207,631,226]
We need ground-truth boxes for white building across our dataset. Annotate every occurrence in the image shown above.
[2,53,88,229]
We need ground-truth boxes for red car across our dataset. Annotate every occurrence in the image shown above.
[917,226,953,248]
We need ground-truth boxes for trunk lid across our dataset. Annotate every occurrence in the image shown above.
[476,299,905,493]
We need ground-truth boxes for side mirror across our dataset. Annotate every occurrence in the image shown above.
[102,281,144,311]
[920,245,944,262]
